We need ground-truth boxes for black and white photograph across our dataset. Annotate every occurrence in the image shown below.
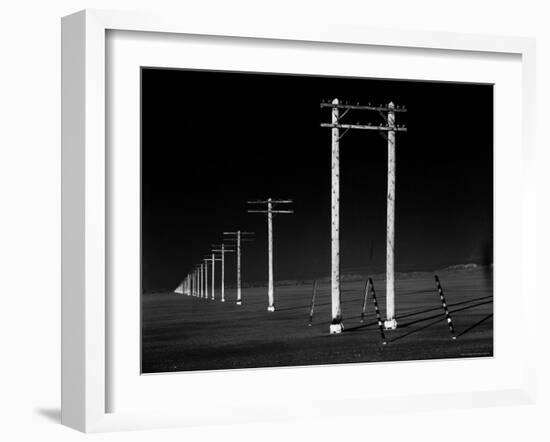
[3,0,549,439]
[140,68,493,373]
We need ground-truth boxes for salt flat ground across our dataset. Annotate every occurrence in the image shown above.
[141,269,493,373]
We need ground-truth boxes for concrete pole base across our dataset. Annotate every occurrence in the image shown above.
[221,299,225,303]
[236,300,242,306]
[267,305,275,312]
[329,323,344,334]
[384,318,398,330]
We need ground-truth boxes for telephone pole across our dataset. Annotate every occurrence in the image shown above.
[206,252,222,301]
[198,264,203,298]
[203,258,209,299]
[199,264,204,298]
[195,267,200,297]
[321,99,407,332]
[247,199,294,312]
[212,244,235,302]
[182,275,188,295]
[193,266,200,297]
[223,231,254,305]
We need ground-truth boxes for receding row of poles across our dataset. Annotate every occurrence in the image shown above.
[180,231,253,304]
[178,98,407,334]
[179,198,294,311]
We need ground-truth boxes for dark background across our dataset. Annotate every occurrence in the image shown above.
[141,68,493,293]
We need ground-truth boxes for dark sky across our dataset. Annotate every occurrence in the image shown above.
[141,68,493,292]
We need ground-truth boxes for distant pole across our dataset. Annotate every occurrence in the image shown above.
[200,264,204,298]
[330,98,343,334]
[204,259,209,299]
[247,200,293,312]
[223,231,254,305]
[201,264,205,298]
[203,263,206,298]
[196,268,200,297]
[208,253,222,301]
[197,267,200,297]
[202,260,208,299]
[221,244,225,302]
[211,253,216,300]
[267,199,274,311]
[237,231,242,305]
[384,102,397,330]
[212,244,235,303]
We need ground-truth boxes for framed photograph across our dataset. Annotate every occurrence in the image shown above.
[61,9,537,432]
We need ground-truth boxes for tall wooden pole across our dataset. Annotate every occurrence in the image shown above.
[211,253,216,300]
[384,101,397,329]
[330,98,343,334]
[236,231,242,305]
[221,244,225,302]
[205,259,209,300]
[267,198,275,312]
[247,203,290,312]
[199,263,204,298]
[224,231,250,305]
[321,99,406,332]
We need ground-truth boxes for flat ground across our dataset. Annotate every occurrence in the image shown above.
[141,269,493,373]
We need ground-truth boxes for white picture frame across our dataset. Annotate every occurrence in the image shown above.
[61,9,537,433]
